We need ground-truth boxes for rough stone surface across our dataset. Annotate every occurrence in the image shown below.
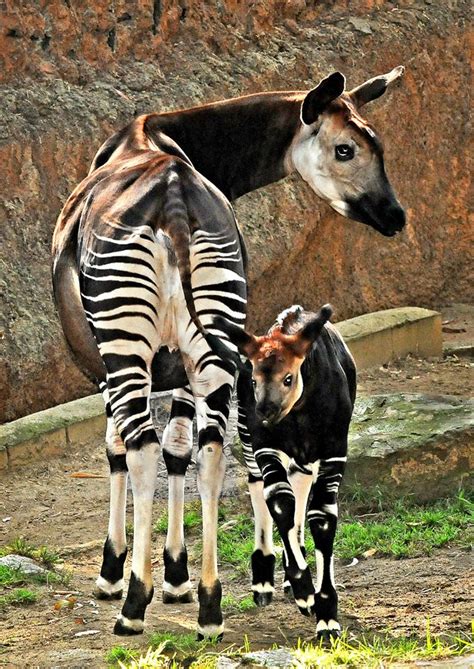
[0,1,472,423]
[347,394,474,499]
[242,648,300,668]
[0,554,47,575]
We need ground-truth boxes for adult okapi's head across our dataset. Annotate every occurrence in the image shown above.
[290,66,406,237]
[214,305,332,427]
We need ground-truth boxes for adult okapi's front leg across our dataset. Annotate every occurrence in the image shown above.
[307,451,347,641]
[95,384,128,601]
[162,386,195,603]
[254,446,315,616]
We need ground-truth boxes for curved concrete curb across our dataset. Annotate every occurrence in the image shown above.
[0,307,442,472]
[337,306,442,369]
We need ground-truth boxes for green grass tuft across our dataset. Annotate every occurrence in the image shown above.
[0,536,60,567]
[221,593,256,612]
[0,587,38,609]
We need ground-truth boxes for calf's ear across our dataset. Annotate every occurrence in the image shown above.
[290,304,333,357]
[212,316,259,358]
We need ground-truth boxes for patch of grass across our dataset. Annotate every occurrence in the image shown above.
[107,646,139,665]
[221,593,256,613]
[295,625,474,667]
[154,502,203,535]
[217,514,254,577]
[334,492,473,559]
[148,631,204,654]
[111,624,474,668]
[0,587,38,609]
[0,536,60,567]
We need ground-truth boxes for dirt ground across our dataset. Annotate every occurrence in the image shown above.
[0,307,472,668]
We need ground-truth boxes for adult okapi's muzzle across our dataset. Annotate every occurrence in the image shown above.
[346,190,406,237]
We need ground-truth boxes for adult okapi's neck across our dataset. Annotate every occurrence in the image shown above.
[144,92,304,200]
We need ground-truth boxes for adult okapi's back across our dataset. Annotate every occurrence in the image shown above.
[52,66,406,639]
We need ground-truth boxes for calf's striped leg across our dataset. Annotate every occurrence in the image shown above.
[236,374,275,605]
[255,447,315,617]
[162,386,195,604]
[283,464,312,597]
[307,453,346,642]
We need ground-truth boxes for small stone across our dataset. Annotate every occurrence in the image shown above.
[242,648,301,668]
[0,554,47,575]
[348,17,372,35]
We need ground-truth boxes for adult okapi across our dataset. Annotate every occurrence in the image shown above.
[52,66,405,638]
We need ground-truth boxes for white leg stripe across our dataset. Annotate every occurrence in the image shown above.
[251,582,275,594]
[96,575,124,595]
[315,549,324,594]
[116,614,144,632]
[295,594,315,610]
[197,622,225,637]
[162,580,192,595]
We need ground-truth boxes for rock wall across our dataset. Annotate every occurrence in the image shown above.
[0,0,472,422]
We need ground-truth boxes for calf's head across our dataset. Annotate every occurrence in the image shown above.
[291,66,406,237]
[214,305,332,426]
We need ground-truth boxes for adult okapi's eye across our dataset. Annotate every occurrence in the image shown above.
[283,374,293,387]
[335,144,354,161]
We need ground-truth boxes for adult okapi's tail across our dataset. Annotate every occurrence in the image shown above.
[162,171,207,337]
[162,169,243,369]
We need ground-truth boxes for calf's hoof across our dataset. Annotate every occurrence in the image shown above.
[253,590,273,607]
[94,575,124,600]
[113,615,144,636]
[162,589,194,604]
[316,620,341,644]
[283,581,293,599]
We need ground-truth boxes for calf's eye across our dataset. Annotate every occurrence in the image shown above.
[252,378,257,388]
[335,144,354,161]
[283,374,293,387]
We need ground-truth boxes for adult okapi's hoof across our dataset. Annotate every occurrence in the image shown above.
[162,589,194,604]
[253,590,273,607]
[94,587,123,601]
[113,615,144,636]
[197,630,224,642]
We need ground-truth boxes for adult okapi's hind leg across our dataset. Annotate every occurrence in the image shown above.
[192,379,233,640]
[95,383,128,601]
[162,385,195,604]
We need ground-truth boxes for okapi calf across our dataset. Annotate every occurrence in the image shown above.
[214,304,356,641]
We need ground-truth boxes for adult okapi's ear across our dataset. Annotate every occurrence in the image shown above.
[289,304,333,357]
[301,72,346,125]
[212,316,259,359]
[348,66,405,108]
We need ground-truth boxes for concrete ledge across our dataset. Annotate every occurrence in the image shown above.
[0,395,105,471]
[336,307,442,370]
[0,307,443,472]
